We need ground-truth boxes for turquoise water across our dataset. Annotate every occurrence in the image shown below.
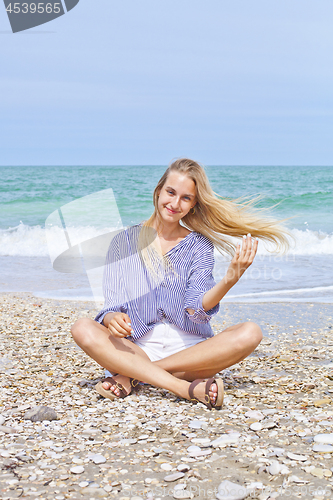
[1,165,332,232]
[0,165,332,302]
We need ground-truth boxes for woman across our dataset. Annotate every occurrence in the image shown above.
[71,159,289,409]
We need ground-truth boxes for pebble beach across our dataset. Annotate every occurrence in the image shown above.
[1,293,333,500]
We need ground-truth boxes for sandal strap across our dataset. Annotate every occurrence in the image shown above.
[204,378,215,410]
[189,377,220,410]
[188,379,204,403]
[130,378,140,388]
[104,377,128,398]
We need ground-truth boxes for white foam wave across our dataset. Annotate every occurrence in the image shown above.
[214,228,333,257]
[228,284,333,298]
[0,223,116,257]
[0,224,332,257]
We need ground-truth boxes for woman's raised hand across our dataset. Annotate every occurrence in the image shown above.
[226,233,258,284]
[107,312,134,338]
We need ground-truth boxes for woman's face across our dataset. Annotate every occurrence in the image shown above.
[157,171,196,223]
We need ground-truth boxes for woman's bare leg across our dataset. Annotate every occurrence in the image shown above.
[71,319,262,404]
[72,318,200,401]
[155,321,263,380]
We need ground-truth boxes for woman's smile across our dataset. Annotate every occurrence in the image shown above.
[165,206,179,214]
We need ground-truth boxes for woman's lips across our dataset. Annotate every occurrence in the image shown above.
[166,207,179,214]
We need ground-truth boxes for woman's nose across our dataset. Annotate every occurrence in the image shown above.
[171,197,180,208]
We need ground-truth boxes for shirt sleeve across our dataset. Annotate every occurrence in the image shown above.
[184,237,219,324]
[94,234,128,325]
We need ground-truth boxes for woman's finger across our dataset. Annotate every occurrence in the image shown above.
[232,243,241,262]
[119,315,134,335]
[250,238,259,260]
[240,235,248,258]
[107,324,127,338]
[243,233,252,259]
[109,320,130,337]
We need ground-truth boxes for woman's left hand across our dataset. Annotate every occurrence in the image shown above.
[226,233,258,284]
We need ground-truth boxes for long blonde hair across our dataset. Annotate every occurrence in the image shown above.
[136,158,289,278]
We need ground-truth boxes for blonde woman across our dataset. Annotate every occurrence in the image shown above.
[71,159,289,409]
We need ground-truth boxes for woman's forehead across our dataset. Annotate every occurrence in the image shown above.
[164,172,196,194]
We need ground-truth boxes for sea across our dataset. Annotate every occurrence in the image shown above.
[0,165,332,304]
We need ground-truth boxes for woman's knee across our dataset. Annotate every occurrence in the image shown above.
[71,318,96,347]
[241,321,263,348]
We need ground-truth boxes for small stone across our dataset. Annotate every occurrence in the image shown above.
[188,420,206,429]
[161,463,173,471]
[138,434,149,440]
[250,422,262,431]
[312,444,333,453]
[79,481,89,487]
[310,468,324,478]
[24,406,58,422]
[244,410,264,421]
[0,415,5,425]
[103,485,112,492]
[70,466,85,474]
[0,425,17,434]
[91,454,107,464]
[211,433,240,448]
[314,433,333,444]
[216,480,248,500]
[177,464,191,472]
[286,452,308,461]
[187,445,201,454]
[262,420,276,429]
[313,399,331,407]
[164,472,185,482]
[100,426,110,432]
[268,461,281,475]
[188,449,212,457]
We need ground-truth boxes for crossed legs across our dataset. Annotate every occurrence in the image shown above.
[71,319,262,405]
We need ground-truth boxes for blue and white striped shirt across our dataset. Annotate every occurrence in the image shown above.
[94,225,219,339]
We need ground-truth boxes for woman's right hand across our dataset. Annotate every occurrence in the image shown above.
[104,312,133,338]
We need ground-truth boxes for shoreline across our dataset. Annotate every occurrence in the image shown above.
[1,292,332,499]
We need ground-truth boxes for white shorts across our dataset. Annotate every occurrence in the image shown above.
[104,319,209,378]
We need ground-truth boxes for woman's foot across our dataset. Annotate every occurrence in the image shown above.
[101,375,132,397]
[189,378,224,409]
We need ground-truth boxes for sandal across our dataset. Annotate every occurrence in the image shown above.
[188,377,224,410]
[95,374,140,400]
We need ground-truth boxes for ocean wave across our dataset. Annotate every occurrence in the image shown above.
[0,223,333,257]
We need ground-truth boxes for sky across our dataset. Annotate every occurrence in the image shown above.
[0,0,332,166]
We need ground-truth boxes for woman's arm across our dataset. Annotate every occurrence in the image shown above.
[202,234,258,311]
